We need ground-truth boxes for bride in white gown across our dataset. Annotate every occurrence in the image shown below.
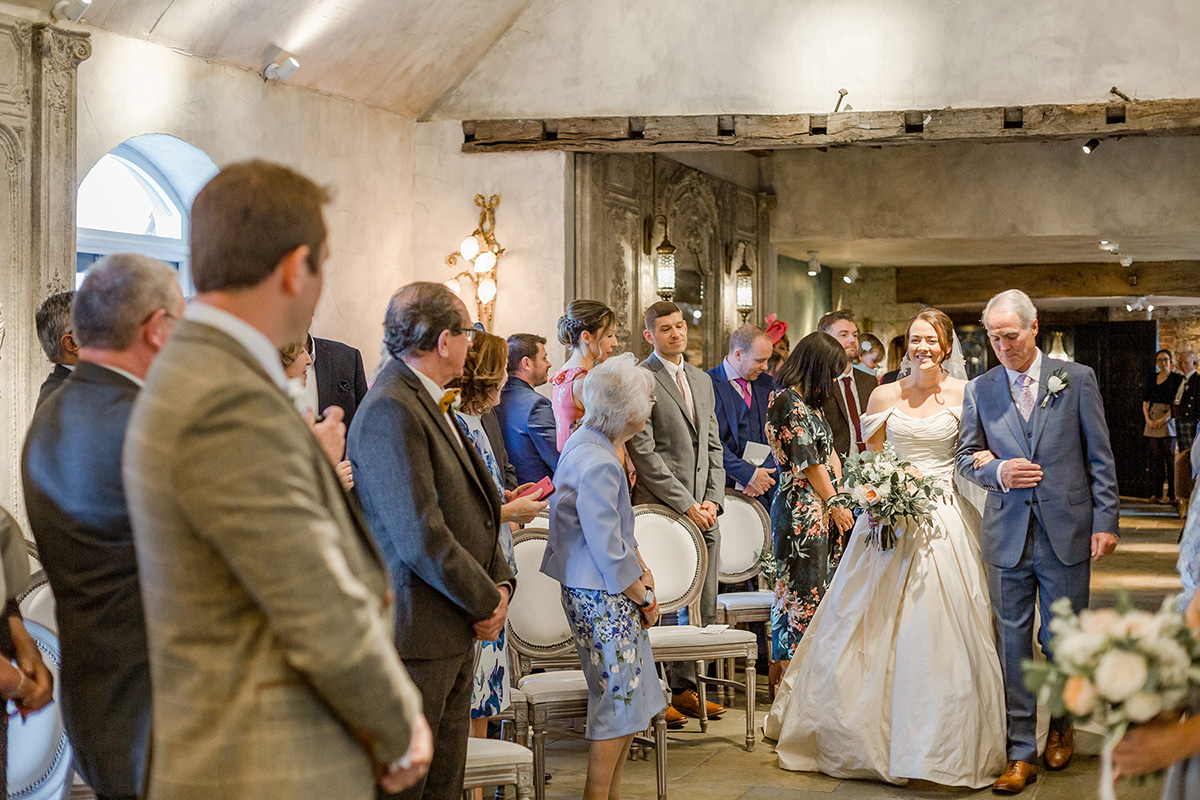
[764,309,1007,789]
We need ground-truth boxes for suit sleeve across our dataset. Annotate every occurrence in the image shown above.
[627,405,698,516]
[1077,367,1120,535]
[528,396,561,473]
[712,380,756,488]
[173,388,420,767]
[351,397,502,623]
[955,380,1004,491]
[575,458,645,594]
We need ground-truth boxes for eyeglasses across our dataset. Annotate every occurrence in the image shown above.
[451,327,477,342]
[141,308,180,325]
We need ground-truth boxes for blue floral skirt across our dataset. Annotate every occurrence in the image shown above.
[562,586,667,740]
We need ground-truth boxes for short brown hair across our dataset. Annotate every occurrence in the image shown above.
[644,301,681,332]
[904,308,954,365]
[452,331,507,414]
[507,333,546,374]
[817,309,856,334]
[190,160,330,292]
[729,324,769,356]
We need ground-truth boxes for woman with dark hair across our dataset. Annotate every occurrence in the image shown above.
[1145,348,1184,504]
[764,331,854,686]
[550,300,619,450]
[766,307,1007,789]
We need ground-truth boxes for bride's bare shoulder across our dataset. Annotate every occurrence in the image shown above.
[941,376,968,404]
[866,381,901,414]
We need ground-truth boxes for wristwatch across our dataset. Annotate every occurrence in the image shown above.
[639,588,656,609]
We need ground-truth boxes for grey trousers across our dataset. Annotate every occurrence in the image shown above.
[671,523,720,691]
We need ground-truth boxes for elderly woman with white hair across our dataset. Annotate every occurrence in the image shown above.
[541,353,666,800]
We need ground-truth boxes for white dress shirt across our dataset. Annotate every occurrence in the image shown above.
[184,302,289,391]
[653,351,696,422]
[408,363,465,449]
[996,349,1044,491]
[838,366,866,454]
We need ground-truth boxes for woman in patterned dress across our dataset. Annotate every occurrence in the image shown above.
[764,332,856,690]
[450,332,549,742]
[550,300,619,451]
[542,353,666,800]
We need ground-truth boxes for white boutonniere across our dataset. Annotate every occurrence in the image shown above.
[1041,368,1069,408]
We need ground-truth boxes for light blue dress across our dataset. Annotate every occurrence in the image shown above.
[543,426,666,740]
[457,412,516,718]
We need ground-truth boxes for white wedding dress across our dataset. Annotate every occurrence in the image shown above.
[764,406,1007,789]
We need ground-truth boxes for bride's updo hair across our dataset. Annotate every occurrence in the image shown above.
[558,300,616,348]
[904,308,954,364]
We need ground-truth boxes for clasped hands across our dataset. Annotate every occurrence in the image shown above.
[685,500,719,531]
[5,617,54,719]
[473,585,509,642]
[623,569,659,629]
[743,466,776,498]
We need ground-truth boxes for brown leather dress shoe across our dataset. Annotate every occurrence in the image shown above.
[665,704,687,729]
[992,761,1037,794]
[1044,726,1074,770]
[671,689,725,719]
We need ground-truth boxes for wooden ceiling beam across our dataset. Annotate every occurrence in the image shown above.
[895,261,1200,306]
[461,98,1200,153]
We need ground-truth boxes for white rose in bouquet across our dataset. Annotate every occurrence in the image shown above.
[1055,630,1108,670]
[1148,637,1191,685]
[1081,608,1120,636]
[1093,650,1149,703]
[1123,690,1163,723]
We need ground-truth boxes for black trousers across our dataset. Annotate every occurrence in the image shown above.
[1148,435,1177,500]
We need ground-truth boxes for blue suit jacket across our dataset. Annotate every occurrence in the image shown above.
[955,357,1120,568]
[707,364,777,507]
[495,378,559,484]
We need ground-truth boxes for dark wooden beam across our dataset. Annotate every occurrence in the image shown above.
[461,98,1200,153]
[895,261,1200,306]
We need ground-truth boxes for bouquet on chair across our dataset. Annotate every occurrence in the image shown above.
[830,442,945,550]
[1023,593,1200,800]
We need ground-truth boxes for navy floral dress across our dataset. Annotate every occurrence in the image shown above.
[764,387,845,661]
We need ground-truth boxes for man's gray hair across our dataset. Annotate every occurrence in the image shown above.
[982,289,1038,329]
[35,290,74,363]
[1182,350,1198,369]
[383,282,466,359]
[729,324,769,356]
[580,353,655,439]
[73,254,180,350]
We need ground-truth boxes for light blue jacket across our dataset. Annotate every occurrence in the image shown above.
[541,426,644,594]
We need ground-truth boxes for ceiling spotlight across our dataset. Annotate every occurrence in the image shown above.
[1100,239,1109,245]
[263,56,300,81]
[1146,303,1155,313]
[52,0,90,22]
[843,263,861,284]
[807,250,821,277]
[1100,241,1119,253]
[1120,256,1134,267]
[1126,296,1151,312]
[1082,138,1101,154]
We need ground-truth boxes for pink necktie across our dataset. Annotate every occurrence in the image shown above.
[734,378,752,408]
[676,368,695,423]
[1017,374,1035,421]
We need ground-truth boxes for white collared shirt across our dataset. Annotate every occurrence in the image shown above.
[653,351,695,421]
[185,302,289,391]
[838,366,866,454]
[1177,370,1197,404]
[996,349,1045,492]
[407,363,465,448]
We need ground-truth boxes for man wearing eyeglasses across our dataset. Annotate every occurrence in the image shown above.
[350,282,515,800]
[22,253,184,800]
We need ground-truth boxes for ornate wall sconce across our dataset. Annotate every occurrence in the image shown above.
[445,194,504,331]
[643,214,676,301]
[735,244,754,323]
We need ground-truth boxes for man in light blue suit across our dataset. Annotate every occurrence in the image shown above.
[956,289,1119,795]
[495,333,559,484]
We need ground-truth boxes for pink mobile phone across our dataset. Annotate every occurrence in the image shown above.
[518,476,555,500]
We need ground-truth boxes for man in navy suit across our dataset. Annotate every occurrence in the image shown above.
[708,325,777,509]
[495,333,559,484]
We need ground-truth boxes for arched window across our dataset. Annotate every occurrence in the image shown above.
[76,135,217,292]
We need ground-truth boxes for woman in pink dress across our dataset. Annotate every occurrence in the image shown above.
[551,300,618,451]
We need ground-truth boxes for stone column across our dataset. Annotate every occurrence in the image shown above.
[0,13,90,521]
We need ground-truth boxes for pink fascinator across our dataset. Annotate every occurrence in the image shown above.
[764,313,788,344]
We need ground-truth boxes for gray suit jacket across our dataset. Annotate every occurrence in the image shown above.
[627,354,726,516]
[123,320,421,800]
[956,357,1120,568]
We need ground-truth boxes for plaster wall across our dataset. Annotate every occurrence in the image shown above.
[434,0,1200,119]
[832,268,921,363]
[74,26,417,363]
[412,120,569,359]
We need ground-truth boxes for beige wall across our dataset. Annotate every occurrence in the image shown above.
[832,267,920,363]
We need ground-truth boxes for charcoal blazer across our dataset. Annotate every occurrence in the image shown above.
[708,365,777,507]
[22,361,149,798]
[349,359,513,660]
[35,363,71,408]
[313,336,368,429]
[821,368,878,458]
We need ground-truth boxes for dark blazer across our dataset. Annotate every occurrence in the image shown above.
[494,378,559,485]
[21,361,149,797]
[481,408,518,492]
[1177,372,1200,428]
[707,363,777,507]
[35,363,71,408]
[349,359,514,660]
[313,336,368,429]
[821,368,879,458]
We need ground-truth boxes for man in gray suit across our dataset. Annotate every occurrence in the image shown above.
[627,301,727,722]
[349,282,515,800]
[23,253,183,800]
[123,161,429,800]
[956,289,1119,794]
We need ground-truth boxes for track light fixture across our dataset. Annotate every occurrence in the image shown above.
[1082,138,1101,154]
[263,56,300,81]
[1125,296,1154,313]
[52,0,90,22]
[843,263,860,284]
[1120,256,1134,268]
[834,89,848,113]
[807,251,821,277]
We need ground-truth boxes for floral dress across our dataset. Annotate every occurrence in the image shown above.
[457,412,517,719]
[764,387,845,661]
[550,367,588,451]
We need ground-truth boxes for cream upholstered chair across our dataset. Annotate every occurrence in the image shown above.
[636,504,759,751]
[462,736,534,800]
[12,572,75,800]
[713,489,772,701]
[507,528,667,800]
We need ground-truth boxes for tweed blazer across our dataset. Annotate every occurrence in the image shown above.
[627,354,726,514]
[123,320,422,800]
[348,359,513,661]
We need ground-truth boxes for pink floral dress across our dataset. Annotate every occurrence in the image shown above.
[550,367,588,451]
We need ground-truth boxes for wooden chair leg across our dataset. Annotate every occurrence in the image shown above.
[532,727,546,800]
[744,662,757,751]
[655,711,668,800]
[695,659,709,733]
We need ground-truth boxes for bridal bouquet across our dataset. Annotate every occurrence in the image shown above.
[1023,593,1200,798]
[831,442,946,550]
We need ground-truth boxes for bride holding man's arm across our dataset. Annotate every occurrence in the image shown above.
[765,307,1008,789]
